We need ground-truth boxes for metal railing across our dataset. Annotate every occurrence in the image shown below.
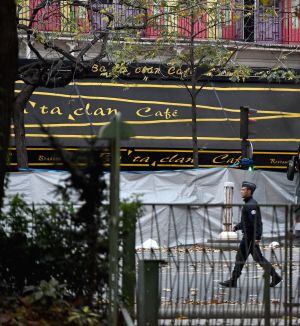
[17,2,300,45]
[1,199,300,324]
[255,7,300,44]
[135,204,300,325]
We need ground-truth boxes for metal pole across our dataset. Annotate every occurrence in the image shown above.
[122,206,137,318]
[240,106,249,165]
[99,113,133,326]
[109,115,121,326]
[241,139,248,160]
[219,182,237,240]
[284,205,288,326]
[263,272,271,326]
[289,205,293,326]
[224,182,234,231]
[137,260,161,326]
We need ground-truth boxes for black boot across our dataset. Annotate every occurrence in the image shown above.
[219,278,237,287]
[270,273,282,287]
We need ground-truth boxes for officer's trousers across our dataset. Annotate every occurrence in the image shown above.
[232,237,277,280]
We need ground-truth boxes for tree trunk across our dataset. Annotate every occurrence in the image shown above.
[13,85,36,169]
[190,7,199,168]
[0,0,18,205]
[191,94,199,168]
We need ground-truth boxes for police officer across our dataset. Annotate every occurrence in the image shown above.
[219,181,282,288]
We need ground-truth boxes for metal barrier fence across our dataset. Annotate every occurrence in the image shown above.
[17,2,300,44]
[1,200,300,324]
[135,204,300,325]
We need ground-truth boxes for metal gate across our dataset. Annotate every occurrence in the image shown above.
[136,204,300,325]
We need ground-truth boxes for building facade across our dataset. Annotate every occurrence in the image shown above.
[15,0,300,170]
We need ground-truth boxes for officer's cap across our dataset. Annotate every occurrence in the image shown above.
[242,181,256,192]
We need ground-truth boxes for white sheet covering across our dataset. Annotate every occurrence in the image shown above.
[4,168,297,245]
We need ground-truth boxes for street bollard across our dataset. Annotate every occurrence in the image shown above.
[122,209,136,318]
[137,260,164,326]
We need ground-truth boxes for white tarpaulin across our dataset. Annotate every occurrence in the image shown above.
[4,168,297,245]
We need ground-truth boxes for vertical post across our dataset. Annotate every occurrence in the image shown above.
[224,182,234,232]
[99,113,134,326]
[240,106,250,170]
[122,205,137,318]
[289,205,294,325]
[291,155,300,323]
[263,272,271,326]
[219,182,237,240]
[284,205,288,326]
[240,106,249,140]
[294,161,300,245]
[241,139,249,160]
[137,260,161,326]
[109,115,121,326]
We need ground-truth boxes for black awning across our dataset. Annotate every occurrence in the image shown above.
[7,147,296,171]
[15,79,300,152]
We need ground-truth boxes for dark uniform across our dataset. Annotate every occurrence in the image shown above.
[220,181,282,287]
[232,196,276,281]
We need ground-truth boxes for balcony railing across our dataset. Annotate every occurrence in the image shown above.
[17,1,300,45]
